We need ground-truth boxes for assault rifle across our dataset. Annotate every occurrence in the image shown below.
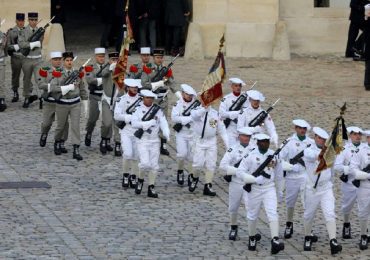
[151,53,180,82]
[172,100,201,132]
[116,97,142,129]
[63,58,91,85]
[248,98,280,127]
[352,164,370,188]
[283,143,311,177]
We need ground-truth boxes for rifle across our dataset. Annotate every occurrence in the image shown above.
[172,100,201,132]
[224,148,255,183]
[224,81,257,128]
[116,97,142,129]
[243,139,288,192]
[248,98,280,128]
[96,63,109,77]
[20,16,55,57]
[352,164,370,188]
[151,53,180,83]
[283,143,311,177]
[63,58,91,85]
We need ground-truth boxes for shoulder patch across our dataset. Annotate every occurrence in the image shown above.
[221,98,225,102]
[227,148,233,153]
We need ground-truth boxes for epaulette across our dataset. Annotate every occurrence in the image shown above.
[52,70,62,78]
[143,65,152,75]
[165,68,173,78]
[130,64,139,73]
[39,67,48,78]
[85,65,94,73]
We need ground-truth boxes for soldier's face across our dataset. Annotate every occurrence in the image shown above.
[63,57,73,69]
[182,92,193,102]
[257,140,270,151]
[250,99,260,109]
[143,97,154,106]
[295,126,307,137]
[231,83,242,94]
[350,132,362,144]
[51,58,62,68]
[109,57,118,64]
[141,54,150,63]
[239,134,251,145]
[16,19,25,27]
[95,54,105,64]
[28,18,38,28]
[314,135,326,148]
[128,87,138,95]
[153,55,163,65]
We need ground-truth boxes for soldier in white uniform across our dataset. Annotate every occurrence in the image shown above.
[350,130,370,250]
[302,127,342,255]
[334,126,363,239]
[114,79,142,189]
[219,127,255,241]
[279,119,314,239]
[171,84,198,186]
[219,78,248,147]
[236,133,284,254]
[237,90,278,148]
[131,89,170,198]
[189,103,229,196]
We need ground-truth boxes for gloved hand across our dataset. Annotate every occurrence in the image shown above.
[109,62,117,71]
[255,175,264,185]
[142,119,156,131]
[291,164,301,172]
[229,111,240,120]
[30,41,41,49]
[47,83,51,93]
[282,161,293,172]
[96,78,103,86]
[181,116,192,126]
[13,44,20,51]
[61,84,75,95]
[151,80,165,92]
[343,165,350,175]
[124,114,132,123]
[354,169,370,180]
[82,100,89,119]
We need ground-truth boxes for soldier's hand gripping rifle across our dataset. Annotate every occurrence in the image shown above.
[248,98,280,127]
[223,148,256,183]
[151,53,180,83]
[224,81,257,128]
[172,100,201,132]
[283,143,311,177]
[116,97,143,129]
[352,164,370,188]
[63,58,91,85]
[243,139,288,192]
[20,16,55,57]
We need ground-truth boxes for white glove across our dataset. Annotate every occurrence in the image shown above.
[47,83,51,93]
[61,84,75,95]
[124,114,132,123]
[255,175,264,185]
[226,166,237,176]
[82,100,89,119]
[142,119,156,131]
[243,174,257,184]
[291,164,301,173]
[151,80,165,92]
[30,41,41,49]
[96,78,103,86]
[229,111,240,120]
[109,63,117,71]
[14,44,20,51]
[181,116,192,125]
[343,165,350,175]
[282,160,293,172]
[354,169,370,180]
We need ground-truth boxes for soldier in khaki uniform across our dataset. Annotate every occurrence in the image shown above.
[0,17,7,112]
[18,12,42,108]
[38,51,69,149]
[6,13,25,103]
[84,47,106,147]
[51,51,88,160]
[141,48,178,155]
[100,51,122,156]
[127,47,151,79]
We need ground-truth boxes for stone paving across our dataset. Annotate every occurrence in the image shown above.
[0,50,370,259]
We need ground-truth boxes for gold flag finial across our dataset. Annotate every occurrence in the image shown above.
[339,102,346,116]
[125,0,130,12]
[219,34,225,52]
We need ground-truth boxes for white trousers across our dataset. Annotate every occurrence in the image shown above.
[357,186,370,220]
[229,181,248,214]
[175,134,193,162]
[304,187,336,222]
[341,182,357,216]
[120,131,138,160]
[285,176,305,208]
[192,138,217,172]
[137,139,160,172]
[246,185,278,222]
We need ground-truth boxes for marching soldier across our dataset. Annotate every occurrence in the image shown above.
[219,78,248,146]
[50,51,88,160]
[127,47,151,79]
[333,126,364,239]
[237,90,278,148]
[131,89,170,198]
[279,119,314,239]
[171,84,198,186]
[114,78,143,189]
[38,51,68,149]
[100,51,122,156]
[236,133,284,254]
[350,130,370,250]
[302,127,342,255]
[141,48,178,155]
[188,103,229,196]
[84,47,106,147]
[18,12,43,108]
[6,13,25,103]
[219,127,255,241]
[0,18,6,112]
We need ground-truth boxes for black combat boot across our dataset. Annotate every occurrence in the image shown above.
[114,142,122,156]
[85,132,92,146]
[360,235,368,250]
[271,237,284,254]
[284,222,293,239]
[188,175,199,192]
[29,95,38,104]
[54,141,61,155]
[160,138,169,156]
[100,138,107,154]
[73,145,83,161]
[177,170,184,185]
[0,98,7,112]
[22,97,30,108]
[60,140,68,153]
[330,238,342,255]
[122,173,130,188]
[203,183,216,196]
[39,133,48,147]
[229,225,238,241]
[129,174,137,188]
[135,178,144,194]
[11,90,19,102]
[106,139,113,152]
[248,236,257,251]
[304,236,312,251]
[148,185,158,198]
[342,222,351,239]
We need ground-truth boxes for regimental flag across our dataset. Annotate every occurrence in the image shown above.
[200,35,226,107]
[113,0,134,90]
[316,103,348,174]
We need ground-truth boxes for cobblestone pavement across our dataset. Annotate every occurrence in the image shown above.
[1,51,370,259]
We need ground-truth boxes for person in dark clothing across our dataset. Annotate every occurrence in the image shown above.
[51,0,66,25]
[363,4,370,90]
[137,0,161,50]
[100,0,116,48]
[164,0,190,56]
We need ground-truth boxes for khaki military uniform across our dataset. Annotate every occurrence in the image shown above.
[128,62,152,79]
[0,31,6,98]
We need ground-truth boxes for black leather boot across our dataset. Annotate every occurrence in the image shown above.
[60,140,68,153]
[229,225,238,241]
[122,173,130,188]
[284,222,293,239]
[40,133,48,147]
[0,98,7,112]
[54,141,61,155]
[177,170,184,185]
[114,142,122,156]
[73,145,83,161]
[100,138,107,154]
[203,183,216,196]
[85,132,92,146]
[160,138,169,156]
[148,184,159,198]
[135,178,144,194]
[11,91,19,102]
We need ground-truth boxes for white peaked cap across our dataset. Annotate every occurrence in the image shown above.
[347,126,363,134]
[255,133,270,140]
[140,89,157,99]
[229,77,246,86]
[50,51,62,59]
[363,130,370,136]
[247,90,265,102]
[140,47,151,54]
[181,84,197,96]
[124,78,142,88]
[292,119,311,130]
[95,47,106,54]
[238,127,254,136]
[313,127,329,139]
